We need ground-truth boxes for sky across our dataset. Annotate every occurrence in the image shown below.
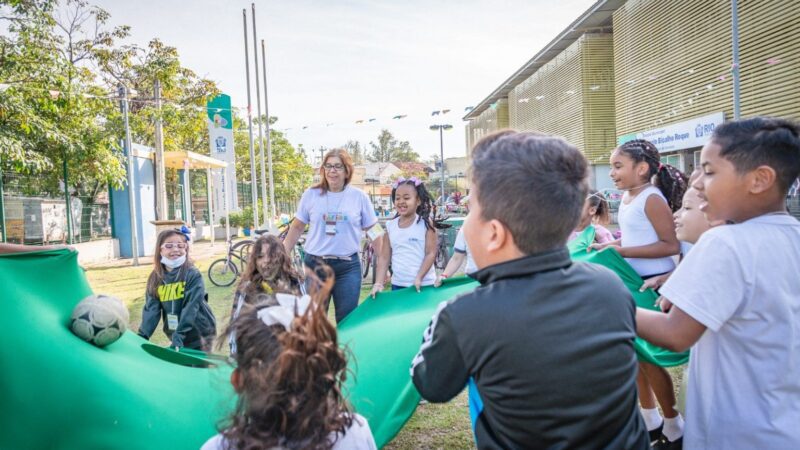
[91,0,597,163]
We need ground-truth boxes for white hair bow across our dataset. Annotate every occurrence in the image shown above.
[256,293,312,330]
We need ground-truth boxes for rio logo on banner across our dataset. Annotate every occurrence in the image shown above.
[207,94,239,213]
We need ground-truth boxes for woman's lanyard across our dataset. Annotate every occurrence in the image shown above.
[324,189,346,236]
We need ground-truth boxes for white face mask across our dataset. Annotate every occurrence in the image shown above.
[161,255,186,269]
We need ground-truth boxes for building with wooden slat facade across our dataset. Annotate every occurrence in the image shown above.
[464,0,800,190]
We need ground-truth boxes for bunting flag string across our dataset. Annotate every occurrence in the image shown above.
[0,55,788,134]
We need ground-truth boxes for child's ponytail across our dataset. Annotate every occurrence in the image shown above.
[587,190,610,225]
[617,139,688,212]
[654,163,688,212]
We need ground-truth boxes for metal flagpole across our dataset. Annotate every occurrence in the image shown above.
[153,79,167,219]
[119,84,139,266]
[731,0,741,119]
[261,39,277,221]
[251,3,269,227]
[242,9,260,230]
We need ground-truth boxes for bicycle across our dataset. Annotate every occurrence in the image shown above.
[277,221,305,275]
[434,229,451,271]
[432,210,453,271]
[207,236,250,287]
[361,238,378,284]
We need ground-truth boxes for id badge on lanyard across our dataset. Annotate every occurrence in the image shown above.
[324,212,337,236]
[167,314,179,331]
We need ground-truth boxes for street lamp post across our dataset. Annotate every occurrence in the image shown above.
[430,124,453,206]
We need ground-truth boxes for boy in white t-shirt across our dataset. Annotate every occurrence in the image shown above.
[637,117,800,450]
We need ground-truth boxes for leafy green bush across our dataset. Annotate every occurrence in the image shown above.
[239,206,254,229]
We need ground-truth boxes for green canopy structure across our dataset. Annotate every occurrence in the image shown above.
[1,234,686,449]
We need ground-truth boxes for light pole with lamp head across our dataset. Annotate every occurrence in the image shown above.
[430,124,453,207]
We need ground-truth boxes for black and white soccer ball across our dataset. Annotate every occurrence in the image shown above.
[69,294,129,347]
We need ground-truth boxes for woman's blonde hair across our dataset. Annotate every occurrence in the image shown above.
[313,149,354,194]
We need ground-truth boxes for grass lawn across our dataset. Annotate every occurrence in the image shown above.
[85,250,474,449]
[85,248,683,450]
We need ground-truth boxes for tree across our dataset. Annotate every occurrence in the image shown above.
[232,114,313,200]
[342,140,365,165]
[0,0,128,198]
[368,129,419,163]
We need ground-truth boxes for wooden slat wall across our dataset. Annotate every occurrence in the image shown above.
[466,99,509,152]
[581,34,617,163]
[614,0,733,136]
[509,33,615,163]
[739,0,800,118]
[510,38,585,150]
[613,0,800,137]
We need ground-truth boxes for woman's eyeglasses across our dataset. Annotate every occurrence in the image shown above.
[161,243,187,249]
[323,163,345,171]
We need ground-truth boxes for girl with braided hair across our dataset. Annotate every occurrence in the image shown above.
[591,139,688,447]
[203,267,377,450]
[370,176,438,295]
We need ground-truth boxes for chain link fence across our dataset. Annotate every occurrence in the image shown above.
[0,170,111,245]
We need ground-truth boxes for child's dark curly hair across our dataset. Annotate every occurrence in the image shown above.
[217,268,352,450]
[391,178,450,230]
[616,139,688,212]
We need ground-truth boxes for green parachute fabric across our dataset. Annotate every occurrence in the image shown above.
[0,248,478,449]
[1,240,686,449]
[337,277,480,447]
[566,226,689,368]
[0,249,235,449]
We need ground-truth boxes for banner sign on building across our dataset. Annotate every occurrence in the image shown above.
[207,94,238,215]
[618,112,725,153]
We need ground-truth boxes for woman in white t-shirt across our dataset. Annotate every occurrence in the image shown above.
[591,139,688,447]
[202,274,377,450]
[283,149,378,323]
[370,177,437,295]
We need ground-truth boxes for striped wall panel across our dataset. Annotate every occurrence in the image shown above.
[509,34,615,163]
[738,0,800,119]
[614,0,800,137]
[581,34,617,163]
[466,98,509,153]
[613,0,733,136]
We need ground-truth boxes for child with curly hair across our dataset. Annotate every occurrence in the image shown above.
[204,269,376,450]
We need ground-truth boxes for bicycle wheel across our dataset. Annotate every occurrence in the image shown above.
[361,246,371,279]
[208,259,239,287]
[371,250,377,284]
[232,239,253,261]
[435,245,449,271]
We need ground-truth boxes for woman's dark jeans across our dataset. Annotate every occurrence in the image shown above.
[305,253,362,323]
